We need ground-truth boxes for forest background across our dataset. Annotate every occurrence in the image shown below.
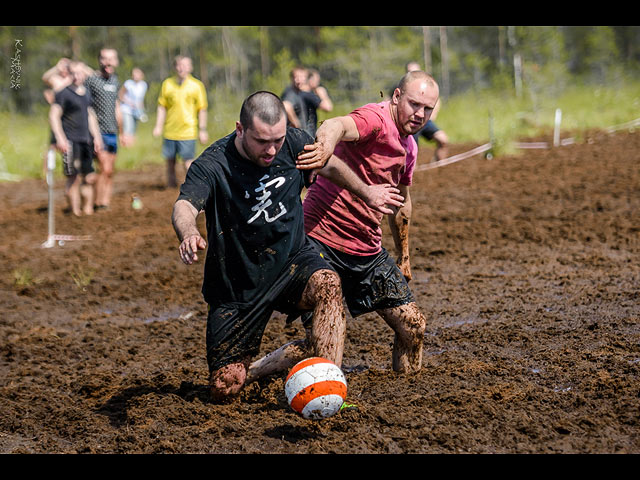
[1,25,639,179]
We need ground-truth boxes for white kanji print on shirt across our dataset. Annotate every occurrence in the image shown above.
[247,174,287,224]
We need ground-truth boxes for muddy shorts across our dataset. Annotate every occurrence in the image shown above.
[62,141,95,177]
[306,236,415,320]
[205,239,333,373]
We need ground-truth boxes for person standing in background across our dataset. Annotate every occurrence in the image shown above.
[153,56,209,188]
[85,47,122,210]
[119,67,148,147]
[49,61,103,216]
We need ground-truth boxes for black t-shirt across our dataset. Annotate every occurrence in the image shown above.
[299,91,322,137]
[280,87,321,137]
[54,86,93,144]
[177,127,314,308]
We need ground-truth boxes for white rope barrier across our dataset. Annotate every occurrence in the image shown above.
[416,113,640,172]
[415,143,493,171]
[606,117,640,133]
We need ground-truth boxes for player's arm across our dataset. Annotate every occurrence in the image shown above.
[282,100,301,128]
[115,99,123,135]
[172,199,207,265]
[153,105,166,137]
[48,103,68,153]
[198,108,209,144]
[296,115,359,170]
[88,107,103,153]
[388,183,413,281]
[317,155,404,216]
[315,86,333,112]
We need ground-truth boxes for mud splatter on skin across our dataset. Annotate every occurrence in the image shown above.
[296,269,346,367]
[389,194,412,281]
[378,302,426,373]
[209,361,250,402]
[243,270,346,390]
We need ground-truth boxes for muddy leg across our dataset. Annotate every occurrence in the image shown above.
[245,339,308,383]
[377,302,426,373]
[301,269,346,367]
[246,269,346,382]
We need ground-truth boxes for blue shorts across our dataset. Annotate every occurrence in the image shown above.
[162,139,196,161]
[101,133,118,154]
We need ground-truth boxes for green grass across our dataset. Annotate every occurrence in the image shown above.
[1,81,639,180]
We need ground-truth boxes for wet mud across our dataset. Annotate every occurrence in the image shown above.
[1,129,639,453]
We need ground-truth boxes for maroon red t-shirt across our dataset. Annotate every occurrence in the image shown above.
[303,101,417,256]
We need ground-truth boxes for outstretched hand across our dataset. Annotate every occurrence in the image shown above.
[364,184,405,215]
[179,234,207,265]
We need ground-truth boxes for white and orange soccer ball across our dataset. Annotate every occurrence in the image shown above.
[284,357,347,420]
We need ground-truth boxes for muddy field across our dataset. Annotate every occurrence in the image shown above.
[1,129,639,454]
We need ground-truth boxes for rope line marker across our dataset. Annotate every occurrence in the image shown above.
[415,113,639,173]
[415,143,492,172]
[606,117,640,133]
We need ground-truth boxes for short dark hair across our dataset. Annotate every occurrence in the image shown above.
[239,91,286,130]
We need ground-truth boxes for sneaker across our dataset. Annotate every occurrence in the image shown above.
[339,401,359,412]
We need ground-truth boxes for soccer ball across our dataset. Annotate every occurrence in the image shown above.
[284,357,347,420]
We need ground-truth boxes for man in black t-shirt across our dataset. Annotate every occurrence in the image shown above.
[281,66,332,137]
[172,91,404,401]
[49,61,103,216]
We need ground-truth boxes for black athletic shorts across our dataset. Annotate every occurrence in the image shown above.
[306,236,414,320]
[62,141,94,177]
[205,238,333,373]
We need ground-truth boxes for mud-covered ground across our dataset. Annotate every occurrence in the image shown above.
[1,129,639,454]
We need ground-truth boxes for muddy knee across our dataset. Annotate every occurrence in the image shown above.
[209,362,248,402]
[313,269,341,291]
[299,269,342,309]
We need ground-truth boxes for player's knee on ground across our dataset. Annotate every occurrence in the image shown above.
[209,361,248,402]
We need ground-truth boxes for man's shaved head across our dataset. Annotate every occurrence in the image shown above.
[239,91,287,131]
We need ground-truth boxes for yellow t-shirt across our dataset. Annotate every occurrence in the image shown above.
[158,75,208,140]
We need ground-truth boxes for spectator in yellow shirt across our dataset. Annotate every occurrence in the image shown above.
[153,56,209,187]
